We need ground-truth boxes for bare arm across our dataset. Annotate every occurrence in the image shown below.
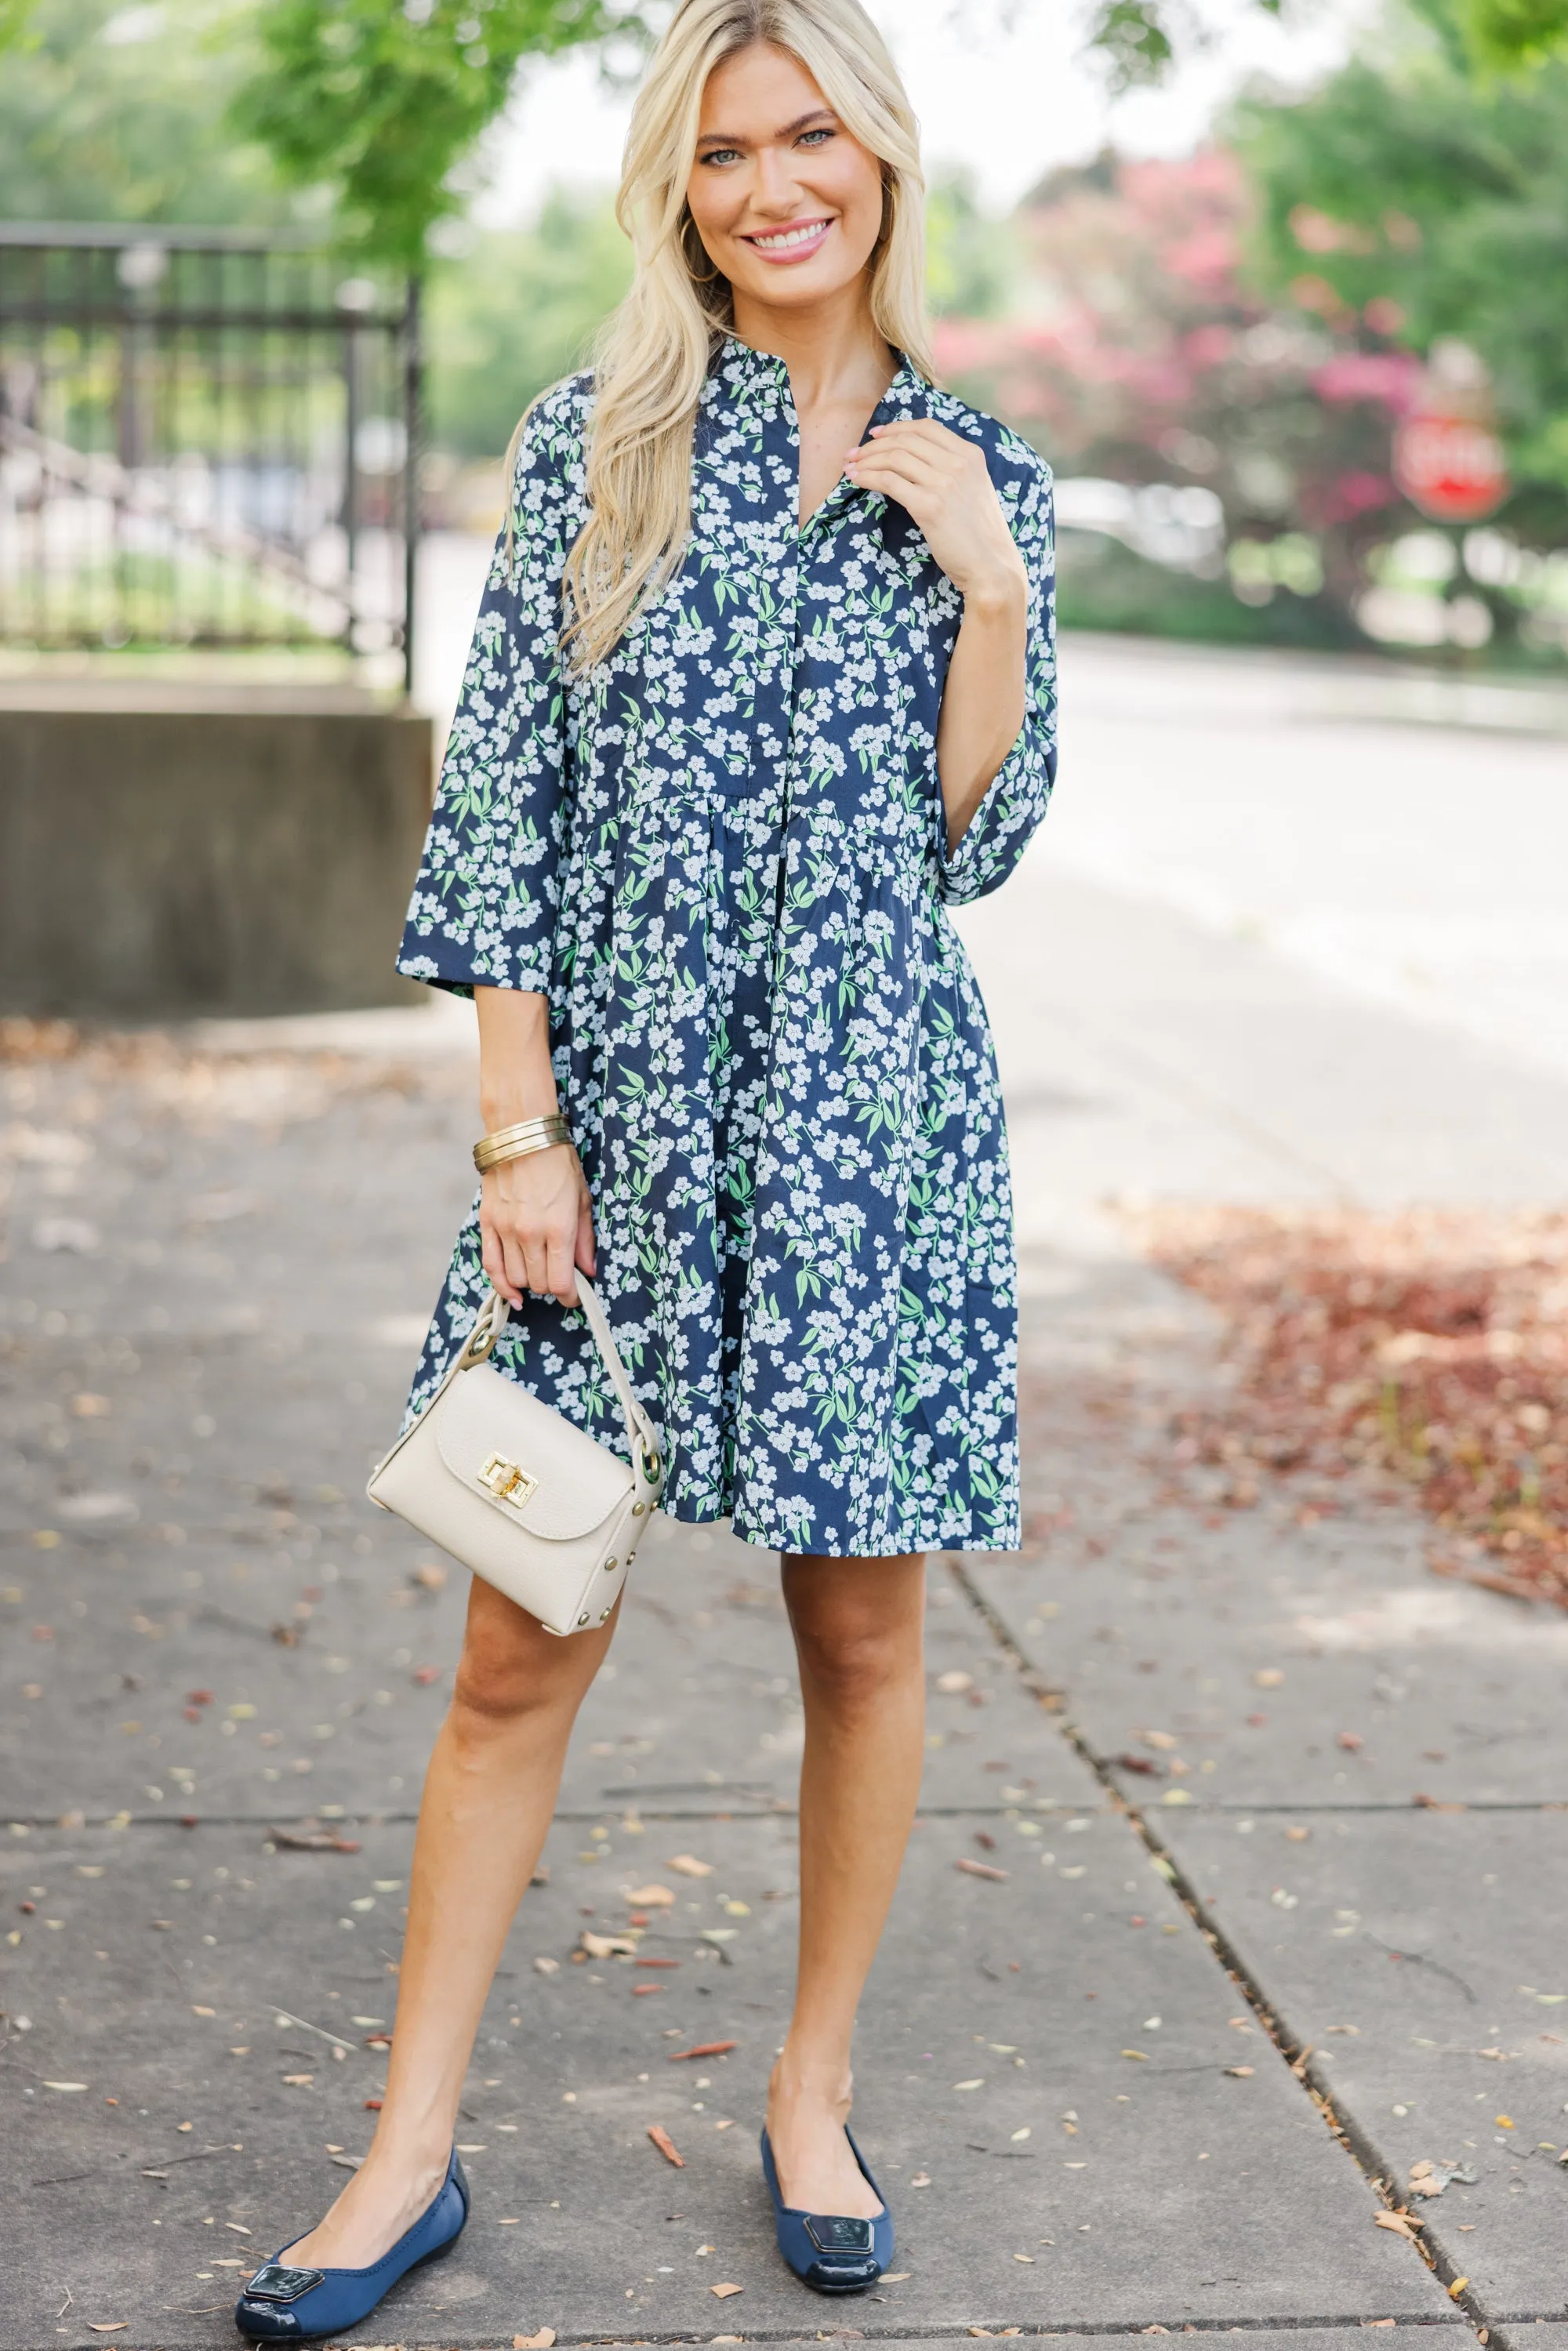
[474,985,594,1310]
[843,419,1029,853]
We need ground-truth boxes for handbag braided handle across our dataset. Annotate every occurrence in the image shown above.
[456,1279,662,1478]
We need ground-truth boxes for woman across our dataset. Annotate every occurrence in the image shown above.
[236,0,1054,2335]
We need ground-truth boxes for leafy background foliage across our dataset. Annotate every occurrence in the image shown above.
[231,0,641,269]
[1,0,1565,659]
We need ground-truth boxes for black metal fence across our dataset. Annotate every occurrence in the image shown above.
[0,224,420,690]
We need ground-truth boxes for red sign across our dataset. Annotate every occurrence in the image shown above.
[1393,412,1508,524]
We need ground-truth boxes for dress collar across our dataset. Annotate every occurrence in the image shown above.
[704,331,928,430]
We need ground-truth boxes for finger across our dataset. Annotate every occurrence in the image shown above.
[481,1220,523,1308]
[866,419,971,459]
[848,451,949,498]
[506,1233,539,1304]
[545,1225,579,1308]
[520,1229,553,1298]
[576,1196,597,1279]
[844,456,945,508]
[847,434,956,479]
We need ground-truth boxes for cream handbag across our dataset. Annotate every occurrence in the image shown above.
[366,1280,665,1636]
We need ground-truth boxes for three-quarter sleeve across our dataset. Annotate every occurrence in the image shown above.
[397,379,587,996]
[935,452,1057,907]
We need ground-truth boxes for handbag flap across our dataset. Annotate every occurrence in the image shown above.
[433,1363,633,1542]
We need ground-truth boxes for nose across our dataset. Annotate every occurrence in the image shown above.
[749,142,810,219]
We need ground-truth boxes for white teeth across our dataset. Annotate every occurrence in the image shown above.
[750,220,828,251]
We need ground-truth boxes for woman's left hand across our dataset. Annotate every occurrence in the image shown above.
[844,419,1027,605]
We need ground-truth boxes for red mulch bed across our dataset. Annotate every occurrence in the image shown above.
[1130,1206,1568,1609]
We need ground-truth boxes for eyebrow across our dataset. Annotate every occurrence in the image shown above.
[696,107,838,148]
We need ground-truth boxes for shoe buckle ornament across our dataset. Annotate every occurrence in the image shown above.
[803,2214,874,2253]
[478,1452,537,1509]
[242,2264,327,2302]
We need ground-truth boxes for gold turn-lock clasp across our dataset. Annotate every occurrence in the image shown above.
[478,1452,539,1510]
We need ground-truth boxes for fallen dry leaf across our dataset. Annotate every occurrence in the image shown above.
[86,2327,128,2335]
[710,2282,744,2299]
[1225,2066,1255,2078]
[1374,2212,1418,2238]
[668,2039,737,2062]
[268,1822,361,1855]
[956,1856,1008,1881]
[1131,1206,1568,1609]
[580,1931,637,1959]
[935,1670,974,1693]
[1448,2278,1470,2299]
[623,1883,675,1906]
[514,2331,556,2348]
[667,1854,713,1878]
[647,2124,684,2167]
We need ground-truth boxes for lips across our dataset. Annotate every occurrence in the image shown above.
[741,216,833,263]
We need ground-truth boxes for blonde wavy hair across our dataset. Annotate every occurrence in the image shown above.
[508,0,935,670]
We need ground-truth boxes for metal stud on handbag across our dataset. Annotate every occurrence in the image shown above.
[366,1279,665,1637]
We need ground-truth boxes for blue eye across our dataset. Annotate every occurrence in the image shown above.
[798,128,833,147]
[700,147,742,167]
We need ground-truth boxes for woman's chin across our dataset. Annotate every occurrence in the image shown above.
[730,257,870,311]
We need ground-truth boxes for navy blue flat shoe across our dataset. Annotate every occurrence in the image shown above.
[760,2124,895,2293]
[234,2148,469,2341]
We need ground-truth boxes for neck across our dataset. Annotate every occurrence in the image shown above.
[728,278,895,414]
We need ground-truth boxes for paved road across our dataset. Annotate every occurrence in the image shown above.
[5,640,1568,2349]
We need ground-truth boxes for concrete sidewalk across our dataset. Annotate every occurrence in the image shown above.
[4,855,1567,2350]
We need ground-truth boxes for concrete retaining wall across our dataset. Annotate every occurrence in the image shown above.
[0,688,434,1019]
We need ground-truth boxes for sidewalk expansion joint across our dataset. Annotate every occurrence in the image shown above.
[364,2320,1479,2347]
[942,1558,1486,2329]
[5,1803,1132,1834]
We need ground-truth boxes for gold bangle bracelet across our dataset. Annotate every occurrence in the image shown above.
[474,1114,571,1174]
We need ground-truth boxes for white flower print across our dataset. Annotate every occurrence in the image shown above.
[397,336,1057,1558]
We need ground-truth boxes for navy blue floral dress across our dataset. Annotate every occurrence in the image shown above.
[397,335,1056,1558]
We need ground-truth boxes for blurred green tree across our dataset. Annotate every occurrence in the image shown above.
[230,0,643,269]
[1084,0,1567,90]
[426,190,632,457]
[925,168,1020,320]
[0,0,292,224]
[1236,2,1568,504]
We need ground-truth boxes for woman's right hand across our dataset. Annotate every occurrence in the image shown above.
[480,1142,596,1310]
[473,988,594,1309]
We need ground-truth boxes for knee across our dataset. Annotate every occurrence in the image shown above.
[451,1614,568,1735]
[792,1609,919,1713]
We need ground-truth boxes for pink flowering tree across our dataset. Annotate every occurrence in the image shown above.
[938,150,1425,642]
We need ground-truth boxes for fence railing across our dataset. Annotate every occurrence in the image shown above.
[0,224,420,691]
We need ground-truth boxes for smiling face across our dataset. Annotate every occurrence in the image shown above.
[684,41,887,321]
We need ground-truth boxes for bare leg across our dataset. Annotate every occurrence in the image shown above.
[766,1550,927,2219]
[283,1575,616,2268]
